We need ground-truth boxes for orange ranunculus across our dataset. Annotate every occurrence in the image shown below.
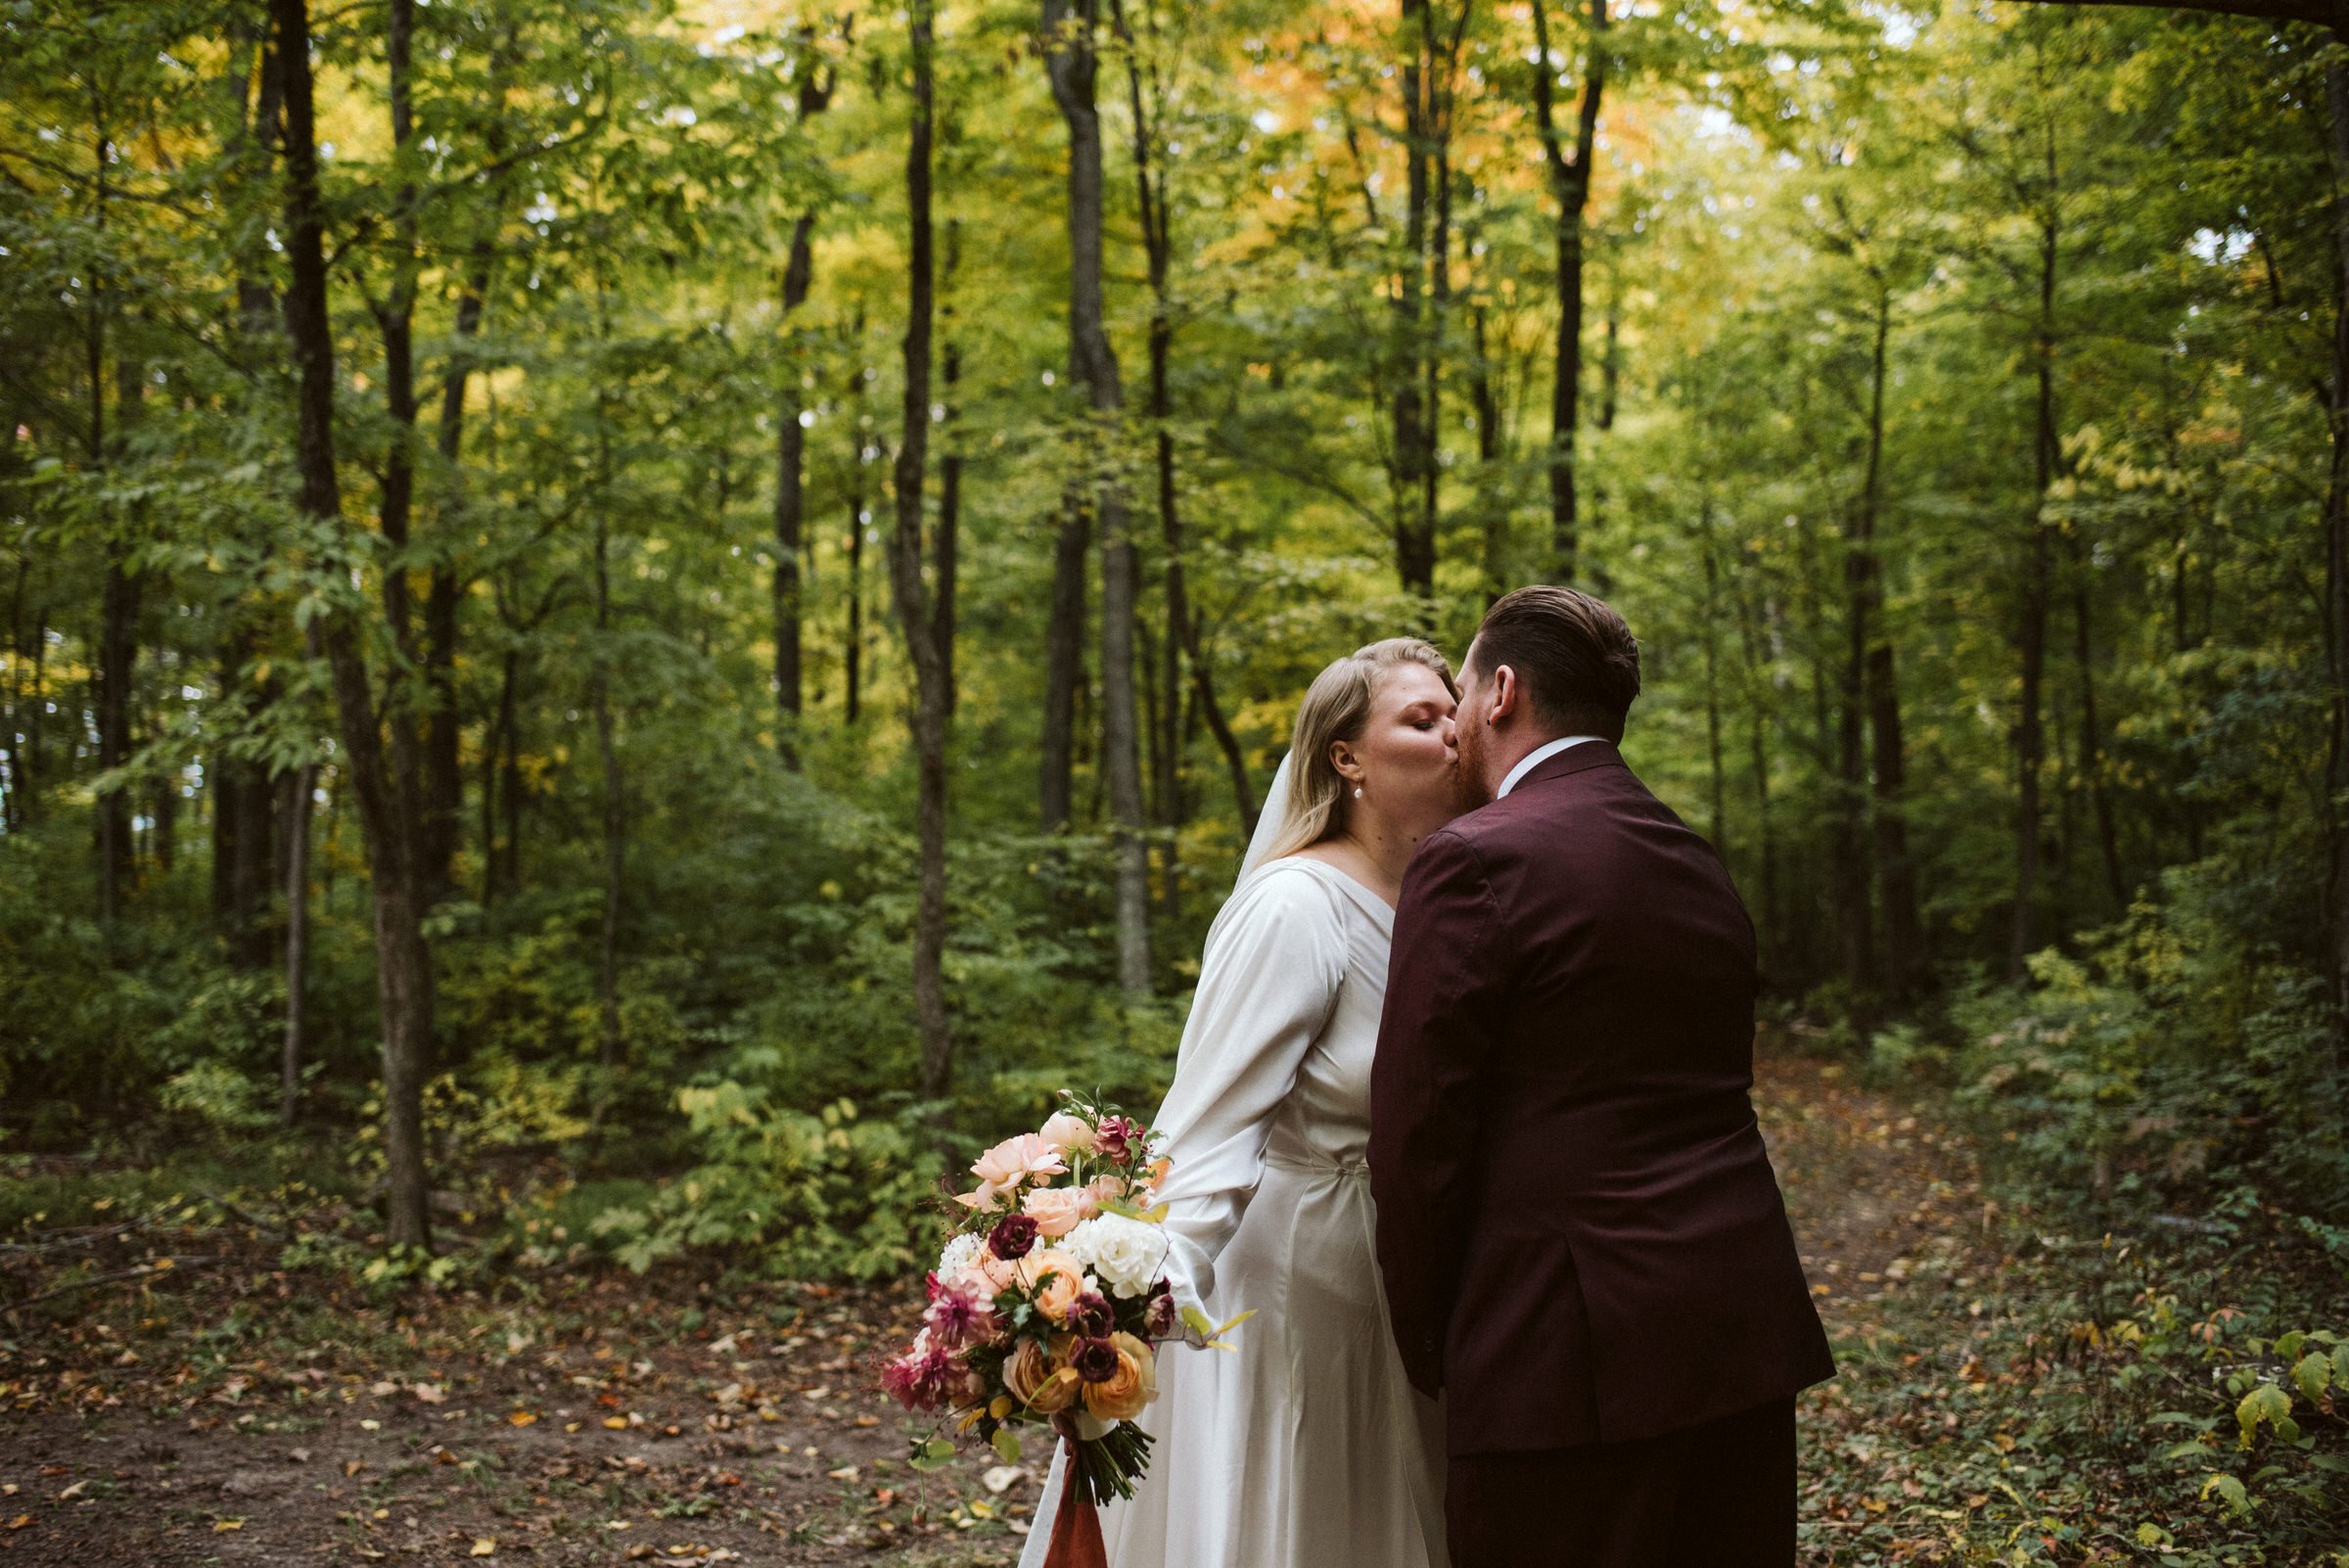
[1006,1337,1079,1413]
[1082,1332,1158,1422]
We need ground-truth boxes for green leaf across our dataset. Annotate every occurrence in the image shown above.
[2234,1383,2291,1445]
[2292,1353,2332,1402]
[990,1428,1023,1464]
[2198,1473,2251,1518]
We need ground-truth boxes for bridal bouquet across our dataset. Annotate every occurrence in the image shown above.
[880,1091,1244,1512]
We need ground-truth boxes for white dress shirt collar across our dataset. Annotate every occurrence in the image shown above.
[1496,734,1605,799]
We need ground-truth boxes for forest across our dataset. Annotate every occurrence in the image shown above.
[2,0,2346,1562]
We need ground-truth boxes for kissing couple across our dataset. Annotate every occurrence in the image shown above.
[1020,585,1835,1568]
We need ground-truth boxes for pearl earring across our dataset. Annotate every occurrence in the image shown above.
[1353,787,1363,799]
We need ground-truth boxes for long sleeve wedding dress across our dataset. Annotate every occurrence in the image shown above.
[1017,855,1449,1568]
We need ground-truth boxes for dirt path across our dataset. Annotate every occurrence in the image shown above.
[0,1052,1975,1567]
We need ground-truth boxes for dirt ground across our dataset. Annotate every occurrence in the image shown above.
[1,1049,1961,1566]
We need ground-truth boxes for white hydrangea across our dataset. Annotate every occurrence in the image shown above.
[937,1231,982,1283]
[1063,1213,1166,1300]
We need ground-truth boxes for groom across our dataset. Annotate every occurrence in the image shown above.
[1369,586,1834,1568]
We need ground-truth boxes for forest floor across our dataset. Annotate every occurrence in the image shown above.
[0,1053,2113,1568]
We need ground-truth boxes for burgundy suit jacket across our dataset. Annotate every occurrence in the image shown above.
[1368,741,1833,1454]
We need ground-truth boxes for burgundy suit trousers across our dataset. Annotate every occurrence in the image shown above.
[1444,1397,1796,1568]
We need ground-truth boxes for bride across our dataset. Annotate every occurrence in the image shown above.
[1020,637,1467,1568]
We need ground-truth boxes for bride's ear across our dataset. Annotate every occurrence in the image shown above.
[1327,739,1363,784]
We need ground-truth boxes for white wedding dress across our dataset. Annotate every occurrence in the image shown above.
[1018,803,1449,1567]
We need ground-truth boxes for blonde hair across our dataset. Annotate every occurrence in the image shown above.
[1264,638,1458,860]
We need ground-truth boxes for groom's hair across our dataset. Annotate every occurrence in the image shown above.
[1471,586,1641,742]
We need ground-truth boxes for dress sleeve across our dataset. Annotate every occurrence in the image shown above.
[1147,864,1347,1310]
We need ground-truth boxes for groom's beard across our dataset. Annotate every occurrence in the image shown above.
[1453,721,1497,810]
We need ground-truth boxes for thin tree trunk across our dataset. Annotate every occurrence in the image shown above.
[773,217,817,761]
[2322,52,2349,1025]
[937,218,962,717]
[1855,288,1923,997]
[589,307,625,1111]
[420,228,494,909]
[1471,291,1506,606]
[1388,0,1440,599]
[1700,502,1728,862]
[1734,549,1781,973]
[97,558,139,926]
[1528,0,1605,584]
[1044,0,1150,992]
[890,0,955,1098]
[1114,0,1249,830]
[1039,497,1088,831]
[2009,162,2059,977]
[767,49,840,765]
[274,0,432,1250]
[279,761,314,1125]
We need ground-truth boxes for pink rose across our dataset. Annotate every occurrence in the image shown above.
[1038,1111,1097,1155]
[1022,1183,1097,1238]
[1085,1175,1128,1209]
[960,1133,1066,1208]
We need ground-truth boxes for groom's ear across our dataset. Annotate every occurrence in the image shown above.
[1488,664,1520,724]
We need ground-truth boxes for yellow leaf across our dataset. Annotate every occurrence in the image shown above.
[507,1411,537,1427]
[603,1416,629,1430]
[470,1539,497,1557]
[214,1519,244,1533]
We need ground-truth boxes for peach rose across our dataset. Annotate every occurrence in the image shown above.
[1022,1183,1097,1239]
[1018,1249,1089,1321]
[1081,1332,1158,1422]
[1038,1111,1096,1155]
[1084,1175,1128,1209]
[1005,1337,1079,1414]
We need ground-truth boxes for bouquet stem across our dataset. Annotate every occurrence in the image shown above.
[1063,1419,1155,1506]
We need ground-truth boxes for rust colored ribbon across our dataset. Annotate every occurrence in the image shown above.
[1039,1441,1107,1568]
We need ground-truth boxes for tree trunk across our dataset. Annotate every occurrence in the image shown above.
[420,231,494,910]
[771,53,836,764]
[1699,503,1728,861]
[1855,289,1923,997]
[1733,548,1781,975]
[1039,496,1088,831]
[773,216,816,761]
[937,218,963,717]
[890,0,956,1099]
[1114,0,1249,831]
[1387,0,1441,600]
[1471,290,1506,605]
[2009,180,2059,977]
[274,0,432,1250]
[1044,0,1150,992]
[2322,52,2349,1026]
[96,559,139,926]
[1528,0,1606,584]
[589,344,625,1111]
[279,761,314,1125]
